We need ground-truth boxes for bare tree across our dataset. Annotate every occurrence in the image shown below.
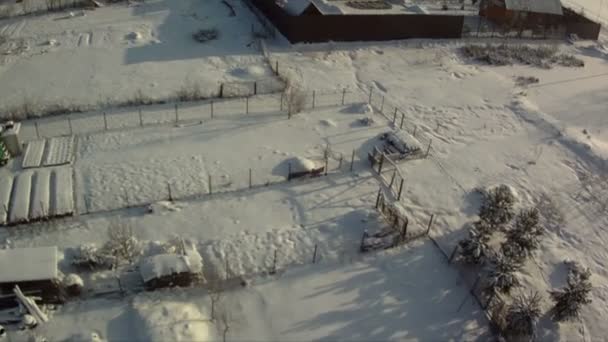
[104,221,141,266]
[217,306,232,342]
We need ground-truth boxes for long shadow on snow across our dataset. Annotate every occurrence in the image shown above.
[124,0,261,64]
[281,240,490,341]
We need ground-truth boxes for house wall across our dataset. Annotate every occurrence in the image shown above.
[250,0,464,43]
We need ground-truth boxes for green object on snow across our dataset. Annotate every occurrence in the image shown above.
[0,141,9,166]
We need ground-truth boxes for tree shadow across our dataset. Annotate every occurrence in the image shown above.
[281,240,490,341]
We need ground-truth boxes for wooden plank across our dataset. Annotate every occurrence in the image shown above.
[22,140,46,169]
[51,168,74,217]
[0,176,13,225]
[29,169,51,221]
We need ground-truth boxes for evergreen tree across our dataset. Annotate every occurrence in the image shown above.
[479,185,516,232]
[458,221,492,265]
[550,263,592,322]
[502,208,543,263]
[505,292,542,342]
[484,253,520,296]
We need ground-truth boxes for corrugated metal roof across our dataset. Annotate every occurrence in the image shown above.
[504,0,563,15]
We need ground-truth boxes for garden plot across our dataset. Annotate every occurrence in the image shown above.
[22,136,75,168]
[1,166,74,225]
[74,104,388,212]
[0,0,269,118]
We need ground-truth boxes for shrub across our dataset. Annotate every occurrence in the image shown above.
[104,222,141,266]
[550,262,592,321]
[458,222,491,265]
[502,208,543,262]
[175,81,203,102]
[479,184,516,232]
[483,253,521,296]
[193,28,219,43]
[504,292,542,341]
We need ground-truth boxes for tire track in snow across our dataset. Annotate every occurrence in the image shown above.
[12,20,26,37]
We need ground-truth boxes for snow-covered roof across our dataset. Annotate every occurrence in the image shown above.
[279,0,342,15]
[0,246,58,283]
[139,245,203,283]
[505,0,563,15]
[289,156,319,173]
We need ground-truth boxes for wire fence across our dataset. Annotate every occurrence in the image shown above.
[21,88,368,142]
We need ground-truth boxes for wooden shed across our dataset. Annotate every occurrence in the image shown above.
[0,246,62,306]
[139,244,203,290]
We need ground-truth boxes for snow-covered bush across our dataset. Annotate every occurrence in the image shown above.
[285,86,307,115]
[458,222,491,265]
[71,244,114,270]
[64,274,84,297]
[483,253,520,296]
[502,208,543,262]
[550,262,592,322]
[478,184,516,231]
[105,222,142,266]
[504,292,542,342]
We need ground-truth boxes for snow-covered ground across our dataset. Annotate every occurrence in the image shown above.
[1,0,608,339]
[0,0,272,115]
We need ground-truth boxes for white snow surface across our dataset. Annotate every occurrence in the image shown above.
[140,244,203,283]
[0,246,58,283]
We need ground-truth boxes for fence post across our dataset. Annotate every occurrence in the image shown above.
[287,162,292,181]
[167,183,173,201]
[312,244,318,263]
[393,110,397,125]
[400,113,405,129]
[210,100,214,118]
[139,108,143,127]
[449,245,459,264]
[350,149,355,171]
[368,88,373,104]
[312,90,316,109]
[389,170,396,189]
[208,175,212,195]
[174,103,179,123]
[401,219,408,240]
[271,250,278,274]
[378,154,385,174]
[67,118,73,135]
[275,61,279,75]
[413,125,417,137]
[280,92,284,111]
[375,187,382,208]
[425,139,432,158]
[249,168,252,188]
[324,156,328,176]
[246,96,249,115]
[35,122,40,139]
[380,96,385,112]
[341,88,346,105]
[219,83,224,98]
[338,155,343,170]
[254,81,257,95]
[397,179,404,200]
[426,214,435,235]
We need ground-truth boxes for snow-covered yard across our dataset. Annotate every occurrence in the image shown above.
[1,0,608,338]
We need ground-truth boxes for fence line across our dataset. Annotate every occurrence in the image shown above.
[22,87,368,142]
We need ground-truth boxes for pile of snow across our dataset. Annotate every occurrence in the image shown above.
[230,65,268,79]
[319,119,337,127]
[288,156,319,173]
[343,103,373,114]
[147,201,181,214]
[381,131,423,154]
[139,243,203,283]
[134,299,211,342]
[64,274,84,288]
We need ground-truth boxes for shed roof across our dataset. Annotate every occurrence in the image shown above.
[504,0,563,15]
[280,0,342,15]
[0,246,58,283]
[139,244,203,283]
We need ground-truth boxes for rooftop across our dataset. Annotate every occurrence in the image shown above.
[0,246,58,283]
